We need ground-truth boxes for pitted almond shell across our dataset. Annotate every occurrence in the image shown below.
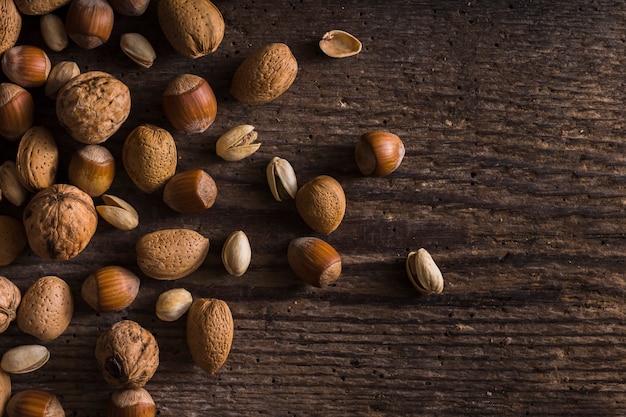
[186,298,233,374]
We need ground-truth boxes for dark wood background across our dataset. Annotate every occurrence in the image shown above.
[2,0,626,415]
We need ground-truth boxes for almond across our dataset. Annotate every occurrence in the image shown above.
[295,175,346,235]
[136,229,209,280]
[0,0,21,55]
[186,298,233,374]
[15,126,59,192]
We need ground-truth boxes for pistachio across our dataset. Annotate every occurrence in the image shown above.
[1,345,50,374]
[120,33,156,68]
[155,288,192,321]
[96,194,139,231]
[266,156,297,201]
[0,161,27,207]
[216,125,261,162]
[221,230,251,277]
[405,248,444,296]
[319,30,362,58]
[44,61,80,99]
[40,14,68,52]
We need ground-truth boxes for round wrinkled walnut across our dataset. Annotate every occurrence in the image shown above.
[56,71,131,144]
[0,276,20,334]
[22,184,97,261]
[95,320,159,388]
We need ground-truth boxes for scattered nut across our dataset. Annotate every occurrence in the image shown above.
[355,131,405,177]
[17,275,74,342]
[109,388,156,417]
[222,230,251,277]
[162,169,217,214]
[231,43,298,105]
[44,60,80,99]
[15,126,59,192]
[96,194,139,231]
[68,144,115,197]
[65,0,114,49]
[0,0,21,56]
[1,45,51,88]
[81,265,140,312]
[288,236,342,288]
[95,320,159,388]
[295,175,346,235]
[14,0,70,15]
[0,276,20,333]
[0,161,28,206]
[216,125,261,162]
[319,29,362,58]
[162,74,217,134]
[156,288,193,322]
[406,248,444,296]
[0,216,27,266]
[1,344,50,374]
[0,83,34,140]
[107,0,149,15]
[0,369,8,417]
[40,13,68,52]
[186,298,234,374]
[266,156,297,201]
[120,33,156,68]
[6,390,64,417]
[136,228,210,280]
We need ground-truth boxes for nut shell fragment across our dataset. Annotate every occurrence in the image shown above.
[319,29,362,58]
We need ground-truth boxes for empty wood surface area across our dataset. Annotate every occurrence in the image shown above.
[3,0,626,415]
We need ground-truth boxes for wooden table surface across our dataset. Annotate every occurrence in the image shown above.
[2,0,626,415]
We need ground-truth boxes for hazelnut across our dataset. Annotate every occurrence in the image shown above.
[1,45,51,88]
[81,266,140,313]
[0,83,34,140]
[108,388,156,417]
[355,131,405,177]
[68,144,115,197]
[6,390,64,417]
[287,237,342,288]
[162,74,217,134]
[65,0,114,49]
[162,169,217,213]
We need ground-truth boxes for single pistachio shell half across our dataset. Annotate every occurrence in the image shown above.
[319,30,362,58]
[406,248,444,296]
[1,344,50,374]
[216,125,261,162]
[266,156,297,201]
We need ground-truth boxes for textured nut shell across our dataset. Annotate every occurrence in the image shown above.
[136,229,209,280]
[17,276,74,342]
[95,320,159,388]
[81,266,140,312]
[0,0,21,55]
[157,0,224,59]
[14,0,70,14]
[287,237,342,288]
[186,298,233,374]
[231,43,298,105]
[7,390,64,417]
[122,124,177,193]
[0,369,9,417]
[23,184,98,261]
[0,216,26,267]
[16,126,59,192]
[56,71,131,144]
[1,344,50,374]
[295,175,346,235]
[0,276,20,333]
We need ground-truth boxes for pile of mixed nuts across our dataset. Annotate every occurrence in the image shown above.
[0,0,445,415]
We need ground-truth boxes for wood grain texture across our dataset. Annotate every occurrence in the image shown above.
[2,0,626,415]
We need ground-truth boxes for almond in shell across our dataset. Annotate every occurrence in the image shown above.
[186,298,233,374]
[0,0,21,55]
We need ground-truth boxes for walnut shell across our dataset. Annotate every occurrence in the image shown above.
[230,43,298,105]
[136,228,209,280]
[23,184,98,261]
[95,320,159,388]
[0,216,26,266]
[0,0,21,55]
[122,124,177,193]
[56,71,131,144]
[157,0,224,59]
[17,275,73,342]
[14,0,70,14]
[0,276,20,334]
[186,298,233,374]
[16,126,59,192]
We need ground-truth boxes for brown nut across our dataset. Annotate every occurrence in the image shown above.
[0,0,21,55]
[68,144,115,197]
[23,184,98,261]
[14,0,70,15]
[40,13,68,52]
[16,126,59,192]
[108,388,156,417]
[0,161,28,206]
[0,276,20,333]
[108,0,149,15]
[1,45,51,88]
[231,43,298,105]
[17,276,74,342]
[95,320,159,388]
[81,266,140,313]
[186,298,233,374]
[295,175,346,235]
[0,216,27,266]
[287,237,342,288]
[7,390,64,417]
[44,61,80,99]
[0,369,9,417]
[162,74,217,134]
[155,288,192,322]
[157,0,224,59]
[0,83,34,140]
[136,229,210,280]
[120,33,156,68]
[56,71,131,144]
[96,194,139,231]
[122,124,177,193]
[65,0,114,49]
[355,131,405,177]
[162,169,217,213]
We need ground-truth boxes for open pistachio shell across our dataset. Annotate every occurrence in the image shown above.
[319,30,362,58]
[216,124,261,162]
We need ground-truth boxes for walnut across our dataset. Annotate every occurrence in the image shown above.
[56,71,131,144]
[22,184,97,261]
[95,320,159,388]
[0,276,20,334]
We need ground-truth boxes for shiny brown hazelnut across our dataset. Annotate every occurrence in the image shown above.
[1,45,51,88]
[355,131,405,177]
[0,83,34,140]
[68,144,115,197]
[65,0,114,49]
[162,74,217,134]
